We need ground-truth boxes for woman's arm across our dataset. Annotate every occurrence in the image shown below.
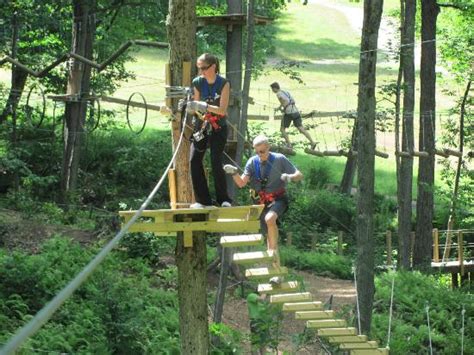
[206,81,230,116]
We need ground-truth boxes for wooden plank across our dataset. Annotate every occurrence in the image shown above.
[269,292,311,304]
[168,169,177,210]
[127,220,260,233]
[328,335,367,343]
[295,310,334,320]
[304,148,325,157]
[165,63,172,107]
[245,267,288,280]
[282,301,322,312]
[120,205,263,220]
[154,232,177,237]
[318,328,357,337]
[350,348,389,355]
[307,319,347,329]
[375,150,389,158]
[412,151,429,158]
[233,251,274,264]
[220,234,263,247]
[340,341,378,350]
[258,281,300,295]
[431,260,474,273]
[432,228,439,262]
[100,95,165,112]
[323,150,343,157]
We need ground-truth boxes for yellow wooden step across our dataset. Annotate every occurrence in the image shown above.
[307,319,347,329]
[220,234,263,247]
[258,281,300,295]
[245,267,288,280]
[340,341,378,350]
[233,251,274,264]
[350,348,389,355]
[328,335,368,343]
[282,301,322,312]
[295,310,334,320]
[318,328,357,337]
[270,292,312,304]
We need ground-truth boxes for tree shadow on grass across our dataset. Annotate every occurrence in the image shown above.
[276,38,360,61]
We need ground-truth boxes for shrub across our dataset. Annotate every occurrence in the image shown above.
[371,271,474,354]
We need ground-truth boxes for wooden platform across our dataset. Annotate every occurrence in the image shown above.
[431,260,474,273]
[257,281,300,295]
[119,205,264,234]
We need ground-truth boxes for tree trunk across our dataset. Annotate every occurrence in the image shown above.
[447,80,471,227]
[413,0,439,271]
[238,0,255,167]
[225,0,243,198]
[167,1,209,354]
[397,0,416,269]
[340,123,357,195]
[0,12,27,125]
[355,0,383,335]
[60,0,96,203]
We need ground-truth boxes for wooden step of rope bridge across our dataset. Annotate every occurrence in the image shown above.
[119,205,263,247]
[220,232,390,354]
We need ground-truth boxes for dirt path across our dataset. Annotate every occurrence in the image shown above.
[221,271,356,354]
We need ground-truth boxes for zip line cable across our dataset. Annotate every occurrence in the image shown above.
[0,106,189,355]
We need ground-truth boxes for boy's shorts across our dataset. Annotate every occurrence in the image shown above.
[281,112,303,128]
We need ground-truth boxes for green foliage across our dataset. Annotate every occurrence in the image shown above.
[280,246,352,279]
[209,322,243,355]
[371,271,474,354]
[0,236,180,353]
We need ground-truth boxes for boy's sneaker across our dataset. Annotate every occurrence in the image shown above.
[269,276,282,285]
[190,202,205,209]
[221,201,232,207]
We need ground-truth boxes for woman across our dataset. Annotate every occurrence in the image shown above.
[187,53,231,208]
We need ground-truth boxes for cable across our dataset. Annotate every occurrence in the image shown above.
[0,106,189,355]
[386,274,395,348]
[426,303,433,355]
[353,266,362,335]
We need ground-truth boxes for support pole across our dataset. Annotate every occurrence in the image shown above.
[386,230,392,266]
[432,228,439,262]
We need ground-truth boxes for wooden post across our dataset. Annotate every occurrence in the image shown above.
[444,219,454,260]
[168,169,177,209]
[432,228,439,262]
[337,231,343,255]
[311,233,317,251]
[286,232,293,246]
[386,230,392,266]
[458,231,464,276]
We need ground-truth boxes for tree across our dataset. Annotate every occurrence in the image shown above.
[413,0,439,270]
[396,0,416,269]
[355,0,383,334]
[60,0,97,202]
[166,1,209,353]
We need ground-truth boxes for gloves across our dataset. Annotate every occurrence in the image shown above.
[178,99,186,111]
[223,164,239,175]
[280,173,292,183]
[186,100,208,114]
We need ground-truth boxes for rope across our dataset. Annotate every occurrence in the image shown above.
[353,266,361,335]
[426,303,433,355]
[0,108,189,355]
[461,305,465,354]
[386,274,395,348]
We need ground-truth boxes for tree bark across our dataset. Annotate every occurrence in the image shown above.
[167,1,209,354]
[397,0,416,269]
[413,0,439,270]
[0,11,27,125]
[447,80,471,227]
[340,123,357,195]
[355,0,383,334]
[238,0,255,167]
[225,0,243,198]
[60,0,96,203]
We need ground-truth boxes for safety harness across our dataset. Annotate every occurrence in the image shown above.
[201,75,225,131]
[253,153,286,205]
